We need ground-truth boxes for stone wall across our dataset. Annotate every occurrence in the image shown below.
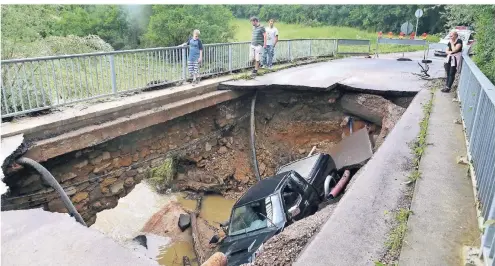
[2,90,403,226]
[2,96,251,226]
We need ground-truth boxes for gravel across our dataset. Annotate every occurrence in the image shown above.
[253,202,338,266]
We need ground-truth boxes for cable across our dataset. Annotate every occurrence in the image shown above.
[250,91,261,181]
[16,157,87,227]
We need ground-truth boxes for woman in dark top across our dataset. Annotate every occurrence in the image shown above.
[181,29,203,85]
[442,31,463,93]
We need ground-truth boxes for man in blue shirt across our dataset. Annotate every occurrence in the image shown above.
[181,29,203,85]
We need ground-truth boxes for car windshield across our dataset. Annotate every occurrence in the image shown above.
[228,194,285,236]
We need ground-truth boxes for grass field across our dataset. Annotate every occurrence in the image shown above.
[232,19,440,54]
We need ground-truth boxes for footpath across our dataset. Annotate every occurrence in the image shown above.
[398,90,479,265]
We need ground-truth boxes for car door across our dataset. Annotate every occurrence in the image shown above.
[287,172,318,219]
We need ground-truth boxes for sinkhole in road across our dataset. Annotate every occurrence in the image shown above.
[2,87,414,265]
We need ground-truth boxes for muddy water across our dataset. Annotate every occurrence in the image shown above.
[158,241,198,266]
[92,181,235,265]
[199,195,235,225]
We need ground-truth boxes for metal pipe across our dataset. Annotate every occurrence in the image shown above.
[250,91,261,181]
[328,170,351,199]
[15,157,87,227]
[324,173,336,198]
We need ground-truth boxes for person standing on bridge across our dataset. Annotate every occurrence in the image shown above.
[262,19,279,69]
[181,29,203,85]
[442,31,463,93]
[249,17,266,77]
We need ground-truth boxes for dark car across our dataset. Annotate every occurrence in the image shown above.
[218,153,338,265]
[216,129,374,265]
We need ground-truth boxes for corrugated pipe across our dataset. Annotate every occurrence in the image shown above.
[16,157,87,226]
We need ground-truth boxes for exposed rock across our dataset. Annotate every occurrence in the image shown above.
[205,142,212,152]
[64,186,77,196]
[298,149,306,155]
[124,177,135,187]
[218,146,228,154]
[118,155,133,167]
[110,181,125,195]
[202,252,227,266]
[91,201,103,211]
[132,153,139,162]
[93,163,111,174]
[178,213,191,231]
[74,159,89,169]
[47,198,68,213]
[126,169,138,177]
[71,192,89,203]
[100,177,117,188]
[60,172,78,183]
[89,186,103,202]
[133,235,148,249]
[139,147,150,159]
[88,150,102,159]
[259,163,267,175]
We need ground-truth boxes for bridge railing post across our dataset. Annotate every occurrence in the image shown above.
[181,47,187,81]
[228,44,233,73]
[109,55,117,95]
[288,40,292,62]
[309,39,312,58]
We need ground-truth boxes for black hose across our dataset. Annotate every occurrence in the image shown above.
[16,157,87,227]
[250,91,261,181]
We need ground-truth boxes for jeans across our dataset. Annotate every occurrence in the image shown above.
[262,45,275,67]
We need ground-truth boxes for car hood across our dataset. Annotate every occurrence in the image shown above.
[219,228,279,266]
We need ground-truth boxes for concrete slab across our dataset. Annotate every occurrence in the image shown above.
[398,91,479,265]
[295,89,431,266]
[1,208,157,266]
[219,54,445,96]
[2,76,231,140]
[25,90,249,162]
[329,128,373,171]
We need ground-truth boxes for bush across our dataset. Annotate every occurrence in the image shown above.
[472,6,495,83]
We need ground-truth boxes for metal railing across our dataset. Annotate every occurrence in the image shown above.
[0,38,370,118]
[457,49,495,266]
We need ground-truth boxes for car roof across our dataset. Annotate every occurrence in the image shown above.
[233,172,288,207]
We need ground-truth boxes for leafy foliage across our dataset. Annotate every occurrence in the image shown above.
[228,5,446,34]
[471,6,495,83]
[144,5,236,47]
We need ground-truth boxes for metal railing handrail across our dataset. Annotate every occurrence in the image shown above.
[457,47,495,266]
[1,38,372,118]
[462,50,495,104]
[0,38,346,64]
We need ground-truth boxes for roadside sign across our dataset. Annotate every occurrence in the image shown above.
[401,22,414,35]
[415,9,424,18]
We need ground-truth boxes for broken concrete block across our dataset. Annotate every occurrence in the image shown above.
[132,235,148,249]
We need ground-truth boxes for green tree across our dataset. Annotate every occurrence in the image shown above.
[145,5,236,47]
[471,6,495,82]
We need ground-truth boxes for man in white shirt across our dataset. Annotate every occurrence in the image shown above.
[262,19,278,69]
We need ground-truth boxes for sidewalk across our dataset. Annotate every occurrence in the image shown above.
[399,90,479,265]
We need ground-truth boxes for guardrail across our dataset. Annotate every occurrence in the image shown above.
[0,38,370,118]
[457,50,495,265]
[375,38,428,58]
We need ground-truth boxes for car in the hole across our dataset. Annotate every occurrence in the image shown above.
[434,26,476,57]
[216,153,341,266]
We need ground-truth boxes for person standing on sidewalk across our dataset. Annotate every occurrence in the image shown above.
[262,19,279,69]
[442,31,463,93]
[181,29,203,85]
[249,17,266,77]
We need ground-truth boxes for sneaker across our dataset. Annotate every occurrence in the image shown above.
[441,87,451,93]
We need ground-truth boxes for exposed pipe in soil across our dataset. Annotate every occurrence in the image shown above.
[250,91,261,181]
[328,169,351,199]
[15,157,87,226]
[324,173,337,198]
